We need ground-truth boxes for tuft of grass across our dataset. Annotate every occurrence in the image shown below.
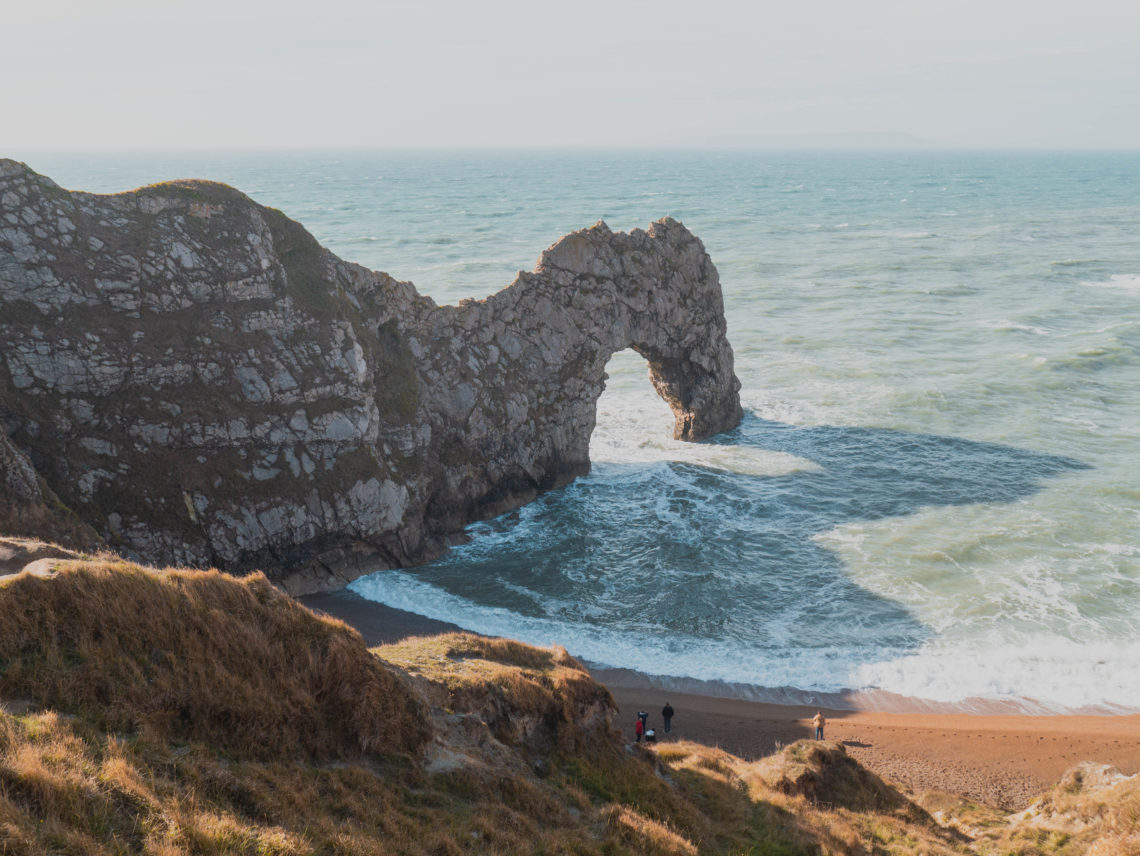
[603,804,698,855]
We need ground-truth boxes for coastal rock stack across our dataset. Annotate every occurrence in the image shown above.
[0,159,742,591]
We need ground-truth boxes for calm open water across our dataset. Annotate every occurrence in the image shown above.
[22,149,1140,711]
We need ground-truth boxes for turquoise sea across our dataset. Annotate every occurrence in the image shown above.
[23,149,1140,712]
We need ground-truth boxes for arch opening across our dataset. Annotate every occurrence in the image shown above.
[589,349,675,463]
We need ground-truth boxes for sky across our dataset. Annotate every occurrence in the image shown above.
[4,0,1140,149]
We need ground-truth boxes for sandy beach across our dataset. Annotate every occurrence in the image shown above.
[301,589,1140,810]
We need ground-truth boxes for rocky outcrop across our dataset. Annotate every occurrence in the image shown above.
[0,159,742,591]
[0,423,102,550]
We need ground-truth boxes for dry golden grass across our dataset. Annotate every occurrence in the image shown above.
[916,790,1010,841]
[2,558,1134,855]
[0,706,456,856]
[603,804,698,855]
[651,739,973,856]
[967,762,1140,855]
[375,632,588,681]
[0,561,428,760]
[749,740,920,817]
[0,537,84,567]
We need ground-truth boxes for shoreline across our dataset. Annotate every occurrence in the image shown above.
[299,588,1140,808]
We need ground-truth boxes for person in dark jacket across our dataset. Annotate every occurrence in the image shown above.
[662,702,675,733]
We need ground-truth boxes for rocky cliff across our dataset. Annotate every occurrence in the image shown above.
[0,159,741,591]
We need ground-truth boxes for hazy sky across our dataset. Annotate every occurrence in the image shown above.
[5,0,1139,149]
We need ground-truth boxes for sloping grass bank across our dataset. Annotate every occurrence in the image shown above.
[2,559,1133,855]
[0,561,428,760]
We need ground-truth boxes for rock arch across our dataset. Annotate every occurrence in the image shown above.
[411,219,743,536]
[435,218,741,450]
[541,218,742,444]
[0,161,742,589]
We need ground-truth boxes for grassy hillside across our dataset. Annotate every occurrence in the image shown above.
[0,559,1135,855]
[0,560,428,760]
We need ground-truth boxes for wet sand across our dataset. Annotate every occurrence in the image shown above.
[300,589,1140,809]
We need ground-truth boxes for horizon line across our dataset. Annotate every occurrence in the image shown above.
[9,143,1140,155]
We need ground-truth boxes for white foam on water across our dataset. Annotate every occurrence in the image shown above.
[978,319,1050,335]
[351,570,901,693]
[1090,321,1138,334]
[854,636,1140,711]
[349,571,1140,711]
[591,421,821,477]
[591,372,821,476]
[1082,274,1140,291]
[742,383,901,432]
[1083,541,1139,557]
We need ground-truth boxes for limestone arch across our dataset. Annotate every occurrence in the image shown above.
[532,217,743,445]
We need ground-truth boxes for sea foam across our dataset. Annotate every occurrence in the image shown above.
[350,572,1140,712]
[1082,274,1140,291]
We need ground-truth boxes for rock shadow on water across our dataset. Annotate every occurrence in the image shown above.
[704,414,1090,529]
[362,415,1089,687]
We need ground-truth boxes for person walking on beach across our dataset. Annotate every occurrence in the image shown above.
[635,717,644,742]
[812,710,826,740]
[662,702,674,733]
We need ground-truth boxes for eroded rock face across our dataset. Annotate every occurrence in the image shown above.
[0,159,742,591]
[0,423,101,549]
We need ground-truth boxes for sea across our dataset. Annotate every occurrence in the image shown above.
[21,149,1140,713]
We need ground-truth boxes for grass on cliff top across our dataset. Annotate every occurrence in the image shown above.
[376,631,601,698]
[376,634,975,854]
[375,633,617,755]
[0,560,429,761]
[0,563,823,855]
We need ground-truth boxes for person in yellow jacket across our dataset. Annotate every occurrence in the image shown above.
[812,711,826,740]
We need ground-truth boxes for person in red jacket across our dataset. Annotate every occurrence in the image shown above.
[634,717,645,742]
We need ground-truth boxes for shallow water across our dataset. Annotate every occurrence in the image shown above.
[24,149,1140,711]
